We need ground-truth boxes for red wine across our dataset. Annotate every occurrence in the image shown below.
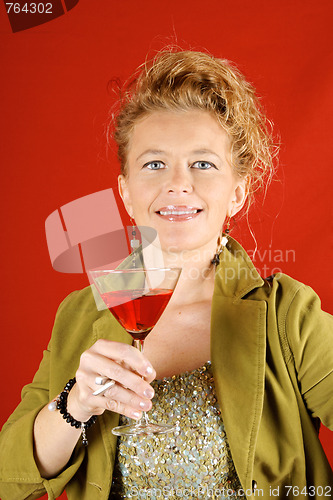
[101,289,173,341]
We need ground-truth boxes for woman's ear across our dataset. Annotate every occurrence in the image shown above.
[118,175,133,218]
[229,177,249,217]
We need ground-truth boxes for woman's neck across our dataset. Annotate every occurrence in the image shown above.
[142,244,216,306]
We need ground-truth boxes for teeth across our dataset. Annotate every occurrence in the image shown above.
[159,209,199,216]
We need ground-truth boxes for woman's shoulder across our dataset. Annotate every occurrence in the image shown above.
[264,272,327,311]
[263,271,332,349]
[50,285,107,346]
[221,237,316,303]
[264,272,308,297]
[57,285,94,309]
[51,285,129,349]
[55,284,105,319]
[252,272,331,326]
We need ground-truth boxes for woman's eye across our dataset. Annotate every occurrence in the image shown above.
[192,161,216,170]
[143,161,165,170]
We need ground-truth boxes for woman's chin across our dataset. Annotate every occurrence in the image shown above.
[160,239,215,260]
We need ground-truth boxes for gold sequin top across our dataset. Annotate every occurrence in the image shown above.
[110,362,245,499]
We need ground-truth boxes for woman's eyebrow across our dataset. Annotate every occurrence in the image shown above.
[191,149,222,161]
[136,150,165,162]
[136,148,222,162]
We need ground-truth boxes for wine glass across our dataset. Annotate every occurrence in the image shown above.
[89,267,181,436]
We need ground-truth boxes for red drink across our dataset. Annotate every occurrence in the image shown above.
[101,289,173,340]
[90,267,181,436]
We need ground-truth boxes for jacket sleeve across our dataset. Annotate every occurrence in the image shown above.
[282,282,333,430]
[0,296,85,500]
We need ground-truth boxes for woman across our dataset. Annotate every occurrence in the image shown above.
[0,50,332,500]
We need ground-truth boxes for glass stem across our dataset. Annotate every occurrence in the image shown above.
[134,339,150,426]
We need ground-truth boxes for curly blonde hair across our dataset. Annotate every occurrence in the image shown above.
[110,50,278,210]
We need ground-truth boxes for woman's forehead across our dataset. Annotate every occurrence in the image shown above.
[128,109,231,157]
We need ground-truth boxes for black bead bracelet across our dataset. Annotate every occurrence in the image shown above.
[48,377,97,446]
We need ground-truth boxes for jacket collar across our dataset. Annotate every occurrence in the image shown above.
[215,236,265,300]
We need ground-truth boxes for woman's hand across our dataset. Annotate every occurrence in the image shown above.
[33,339,155,478]
[67,339,156,422]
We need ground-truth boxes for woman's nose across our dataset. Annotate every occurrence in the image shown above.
[165,166,193,194]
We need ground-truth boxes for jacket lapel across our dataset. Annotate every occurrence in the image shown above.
[211,238,267,491]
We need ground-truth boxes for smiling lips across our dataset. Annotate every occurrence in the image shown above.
[156,205,202,222]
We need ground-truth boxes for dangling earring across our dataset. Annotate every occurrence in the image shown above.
[130,218,140,251]
[224,216,231,237]
[211,216,231,266]
[130,218,140,268]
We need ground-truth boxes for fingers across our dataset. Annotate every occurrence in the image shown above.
[85,353,154,398]
[89,339,155,381]
[92,382,153,420]
[72,340,156,421]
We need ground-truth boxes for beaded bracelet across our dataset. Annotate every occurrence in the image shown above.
[48,377,97,446]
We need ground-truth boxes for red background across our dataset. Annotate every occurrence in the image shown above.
[0,0,332,498]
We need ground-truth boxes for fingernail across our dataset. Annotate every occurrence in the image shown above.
[144,388,154,399]
[132,411,141,419]
[139,401,150,410]
[145,366,153,375]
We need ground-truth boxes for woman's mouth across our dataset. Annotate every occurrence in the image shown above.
[155,206,203,222]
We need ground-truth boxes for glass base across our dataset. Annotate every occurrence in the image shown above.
[112,421,175,436]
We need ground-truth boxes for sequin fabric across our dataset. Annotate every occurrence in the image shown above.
[109,362,245,499]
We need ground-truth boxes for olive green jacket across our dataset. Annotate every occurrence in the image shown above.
[0,239,332,499]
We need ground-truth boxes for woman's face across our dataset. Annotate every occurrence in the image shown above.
[118,110,247,255]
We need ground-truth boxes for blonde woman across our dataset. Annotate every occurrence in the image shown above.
[0,50,332,500]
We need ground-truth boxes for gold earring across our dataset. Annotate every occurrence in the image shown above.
[211,216,231,266]
[130,218,140,251]
[129,218,140,269]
